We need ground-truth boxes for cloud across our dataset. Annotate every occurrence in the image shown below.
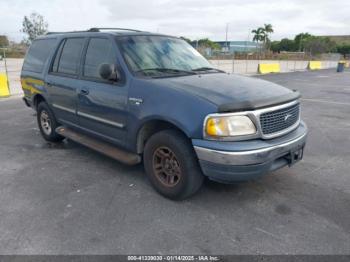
[0,0,349,42]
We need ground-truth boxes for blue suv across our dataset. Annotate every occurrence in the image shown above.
[21,28,307,200]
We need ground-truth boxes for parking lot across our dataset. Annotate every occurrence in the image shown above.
[0,69,349,254]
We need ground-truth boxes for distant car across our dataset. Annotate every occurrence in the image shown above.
[21,28,307,200]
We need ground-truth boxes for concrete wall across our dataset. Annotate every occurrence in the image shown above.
[0,58,23,95]
[209,59,339,74]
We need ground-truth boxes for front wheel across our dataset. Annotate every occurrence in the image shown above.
[143,129,204,200]
[37,101,64,142]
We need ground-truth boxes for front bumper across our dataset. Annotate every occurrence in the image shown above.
[193,121,308,183]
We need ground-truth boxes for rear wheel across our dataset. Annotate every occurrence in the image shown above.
[37,101,64,142]
[143,129,204,200]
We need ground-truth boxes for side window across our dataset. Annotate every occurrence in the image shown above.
[83,38,116,79]
[51,38,85,75]
[52,39,65,73]
[23,38,57,73]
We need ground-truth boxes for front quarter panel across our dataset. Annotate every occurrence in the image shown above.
[127,77,217,151]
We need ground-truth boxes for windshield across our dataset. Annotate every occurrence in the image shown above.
[117,35,213,77]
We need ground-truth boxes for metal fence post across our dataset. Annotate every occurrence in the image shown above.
[232,52,235,74]
[245,53,248,74]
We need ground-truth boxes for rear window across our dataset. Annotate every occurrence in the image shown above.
[23,39,57,73]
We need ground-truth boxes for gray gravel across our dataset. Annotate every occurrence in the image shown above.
[0,69,349,255]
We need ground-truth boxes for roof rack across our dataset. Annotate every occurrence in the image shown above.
[88,28,143,32]
[46,28,143,35]
[46,30,88,35]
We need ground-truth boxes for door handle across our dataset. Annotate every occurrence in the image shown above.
[80,88,89,95]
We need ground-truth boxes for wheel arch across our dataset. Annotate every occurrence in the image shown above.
[136,118,190,154]
[32,94,46,110]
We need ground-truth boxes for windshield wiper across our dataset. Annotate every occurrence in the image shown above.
[191,67,225,73]
[136,68,197,75]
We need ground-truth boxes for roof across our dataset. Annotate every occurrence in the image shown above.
[38,28,172,39]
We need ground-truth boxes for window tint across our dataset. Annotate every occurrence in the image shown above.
[56,38,85,75]
[52,39,65,73]
[23,39,57,73]
[83,38,116,79]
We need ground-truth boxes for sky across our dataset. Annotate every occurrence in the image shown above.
[1,0,349,42]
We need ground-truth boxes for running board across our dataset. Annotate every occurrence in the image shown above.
[56,126,141,165]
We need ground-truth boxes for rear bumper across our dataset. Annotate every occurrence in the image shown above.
[193,121,307,183]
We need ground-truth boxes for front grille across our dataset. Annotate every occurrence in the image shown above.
[260,103,300,135]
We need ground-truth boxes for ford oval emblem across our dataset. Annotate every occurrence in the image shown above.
[284,113,292,121]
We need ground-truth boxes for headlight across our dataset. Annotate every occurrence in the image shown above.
[204,115,256,138]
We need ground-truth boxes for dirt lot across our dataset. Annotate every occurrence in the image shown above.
[0,69,349,254]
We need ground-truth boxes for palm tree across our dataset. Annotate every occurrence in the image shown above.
[251,27,264,56]
[252,28,264,43]
[264,24,274,34]
[262,24,274,46]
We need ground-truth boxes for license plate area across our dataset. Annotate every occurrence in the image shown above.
[285,147,304,166]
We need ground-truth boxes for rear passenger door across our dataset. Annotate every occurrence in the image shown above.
[46,37,86,125]
[77,37,128,146]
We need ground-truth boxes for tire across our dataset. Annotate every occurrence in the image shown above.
[37,101,64,142]
[143,129,204,200]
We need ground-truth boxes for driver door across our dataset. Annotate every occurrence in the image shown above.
[77,37,128,147]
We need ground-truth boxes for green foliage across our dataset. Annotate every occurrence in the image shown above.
[0,35,9,47]
[270,41,281,52]
[21,12,48,45]
[197,38,221,50]
[303,36,337,54]
[271,33,337,55]
[294,33,312,51]
[180,37,221,50]
[251,28,265,43]
[252,24,274,44]
[270,39,296,52]
[337,44,350,56]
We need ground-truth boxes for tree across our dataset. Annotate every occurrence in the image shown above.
[21,12,48,45]
[270,41,282,52]
[179,37,220,50]
[337,44,350,58]
[252,25,274,51]
[303,36,337,55]
[197,38,221,50]
[251,28,264,43]
[270,38,296,52]
[262,23,274,44]
[279,38,297,52]
[0,35,9,47]
[294,33,312,52]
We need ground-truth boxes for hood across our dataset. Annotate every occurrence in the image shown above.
[151,73,299,112]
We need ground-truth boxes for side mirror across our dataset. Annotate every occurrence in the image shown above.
[99,63,119,81]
